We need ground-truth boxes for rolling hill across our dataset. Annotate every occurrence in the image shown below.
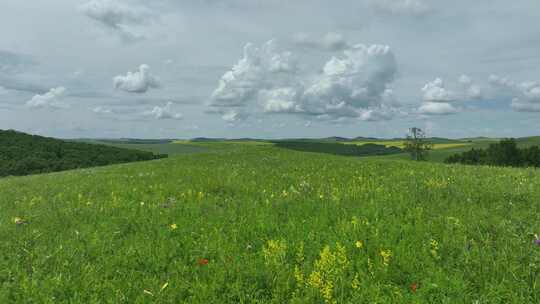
[0,130,166,177]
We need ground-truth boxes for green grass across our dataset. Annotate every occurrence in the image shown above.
[89,141,210,155]
[1,144,539,303]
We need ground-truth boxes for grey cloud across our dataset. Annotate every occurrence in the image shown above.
[489,75,540,112]
[80,0,154,42]
[293,32,349,51]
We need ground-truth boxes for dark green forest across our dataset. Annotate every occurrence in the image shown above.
[0,130,166,177]
[445,138,540,167]
[273,141,402,157]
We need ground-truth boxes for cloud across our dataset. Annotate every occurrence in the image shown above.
[297,44,398,120]
[261,87,302,113]
[367,0,430,16]
[0,86,8,95]
[418,75,483,115]
[459,74,482,100]
[489,75,540,112]
[80,0,153,42]
[418,102,459,115]
[293,32,349,51]
[210,41,399,122]
[144,102,183,120]
[422,78,454,102]
[93,106,114,114]
[210,40,297,108]
[0,50,35,73]
[26,87,68,109]
[113,64,160,93]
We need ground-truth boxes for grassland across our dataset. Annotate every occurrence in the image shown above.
[1,144,540,303]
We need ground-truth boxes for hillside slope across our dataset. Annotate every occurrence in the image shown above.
[1,145,539,303]
[0,130,166,177]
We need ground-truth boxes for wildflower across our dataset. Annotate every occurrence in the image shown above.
[198,258,209,266]
[430,239,440,259]
[351,273,361,290]
[294,265,304,285]
[355,241,364,249]
[13,217,26,225]
[535,239,540,246]
[170,224,178,230]
[380,249,392,266]
[143,290,154,296]
[262,239,287,266]
[410,282,418,293]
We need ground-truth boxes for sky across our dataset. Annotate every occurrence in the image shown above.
[1,0,540,139]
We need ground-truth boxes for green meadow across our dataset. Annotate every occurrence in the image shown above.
[1,142,540,303]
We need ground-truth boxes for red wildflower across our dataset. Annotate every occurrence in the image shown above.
[198,258,209,266]
[410,282,418,293]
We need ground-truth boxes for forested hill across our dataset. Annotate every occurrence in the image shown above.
[0,130,167,177]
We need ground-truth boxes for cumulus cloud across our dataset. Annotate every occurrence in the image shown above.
[80,0,153,42]
[293,32,349,51]
[459,74,483,99]
[210,41,399,122]
[418,102,459,115]
[368,0,430,16]
[422,78,454,102]
[26,87,68,109]
[297,44,398,120]
[210,40,297,108]
[113,64,160,93]
[418,75,483,115]
[490,75,540,112]
[144,102,183,120]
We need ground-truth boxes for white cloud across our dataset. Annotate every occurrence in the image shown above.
[261,87,301,113]
[93,106,113,114]
[368,0,430,16]
[422,78,454,102]
[144,102,182,120]
[221,110,247,122]
[113,64,160,93]
[80,0,152,42]
[210,41,399,122]
[26,87,68,109]
[293,32,349,51]
[418,101,459,115]
[489,75,540,112]
[210,40,297,108]
[418,75,483,115]
[298,44,398,120]
[459,74,482,99]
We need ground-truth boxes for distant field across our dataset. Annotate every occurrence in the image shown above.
[345,141,472,150]
[90,141,209,155]
[1,144,539,303]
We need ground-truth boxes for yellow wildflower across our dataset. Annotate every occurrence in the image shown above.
[355,240,364,249]
[170,224,178,230]
[380,249,392,267]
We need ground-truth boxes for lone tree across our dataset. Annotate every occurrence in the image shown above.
[404,127,432,161]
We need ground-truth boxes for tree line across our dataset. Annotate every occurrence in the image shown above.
[445,138,540,167]
[0,130,167,177]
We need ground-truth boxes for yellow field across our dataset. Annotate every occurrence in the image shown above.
[345,141,471,150]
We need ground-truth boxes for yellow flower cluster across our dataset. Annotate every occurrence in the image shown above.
[380,249,392,267]
[262,239,287,267]
[307,244,348,304]
[430,239,440,259]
